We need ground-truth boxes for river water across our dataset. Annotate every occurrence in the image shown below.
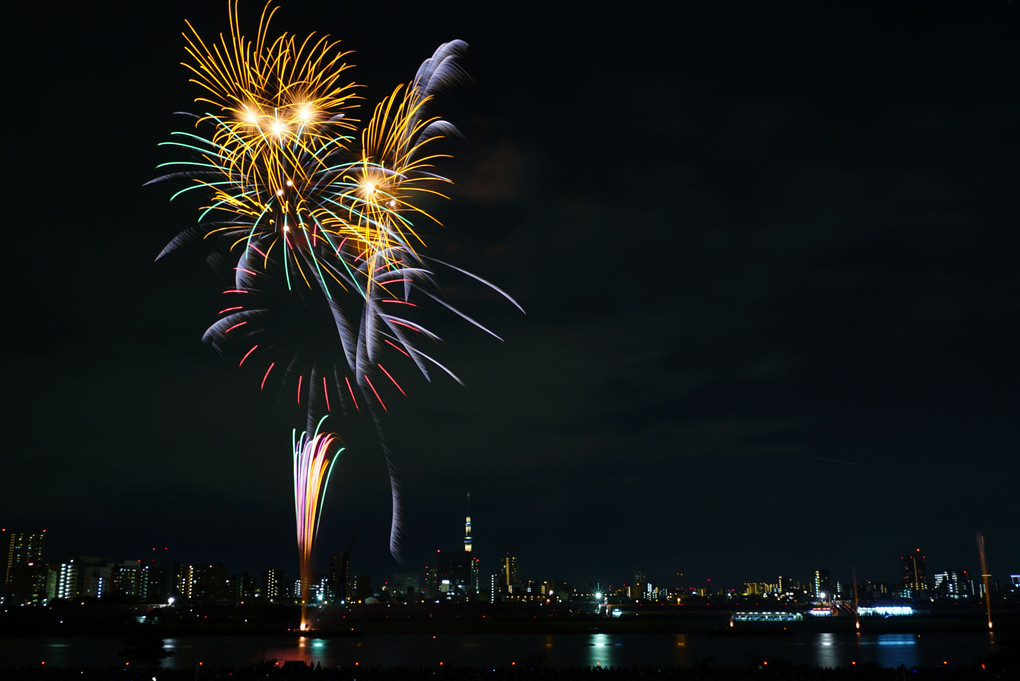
[0,631,1004,670]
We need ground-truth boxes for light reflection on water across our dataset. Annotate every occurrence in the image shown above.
[869,633,920,670]
[785,632,921,670]
[814,632,839,669]
[0,631,997,670]
[40,640,70,667]
[287,636,331,668]
[672,634,689,667]
[586,632,619,669]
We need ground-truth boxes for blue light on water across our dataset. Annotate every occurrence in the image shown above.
[0,631,995,670]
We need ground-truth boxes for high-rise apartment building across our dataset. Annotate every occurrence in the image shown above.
[934,569,970,598]
[499,554,520,599]
[1,528,46,592]
[174,563,195,600]
[902,549,927,595]
[812,569,831,600]
[111,560,142,599]
[56,560,80,600]
[188,563,228,601]
[140,561,174,603]
[261,568,283,602]
[78,557,110,598]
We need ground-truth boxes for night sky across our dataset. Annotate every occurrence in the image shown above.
[3,1,1018,593]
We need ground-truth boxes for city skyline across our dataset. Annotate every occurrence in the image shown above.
[5,521,1013,598]
[2,2,1018,595]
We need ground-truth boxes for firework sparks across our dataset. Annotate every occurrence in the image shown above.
[293,421,342,629]
[152,2,498,393]
[153,2,519,627]
[153,0,468,308]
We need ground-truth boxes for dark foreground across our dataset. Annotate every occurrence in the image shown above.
[0,660,1015,681]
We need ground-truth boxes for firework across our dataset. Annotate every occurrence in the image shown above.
[152,2,498,392]
[153,0,466,298]
[153,2,519,626]
[292,421,342,629]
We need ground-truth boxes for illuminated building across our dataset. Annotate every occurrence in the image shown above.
[538,579,566,602]
[260,568,283,602]
[499,554,520,600]
[461,493,479,595]
[78,557,110,598]
[1,528,46,592]
[305,575,328,602]
[934,569,971,598]
[170,562,229,601]
[743,581,778,596]
[174,563,195,600]
[423,495,481,601]
[139,561,174,603]
[424,562,438,598]
[43,564,59,602]
[111,560,142,599]
[189,563,229,600]
[902,549,928,596]
[57,560,80,600]
[812,569,830,601]
[434,550,474,600]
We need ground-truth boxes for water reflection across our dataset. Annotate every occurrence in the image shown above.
[814,632,839,669]
[42,640,70,667]
[803,632,921,670]
[159,639,178,670]
[0,631,997,670]
[871,633,919,670]
[587,633,619,668]
[537,634,557,667]
[672,634,689,667]
[261,636,333,668]
[37,640,71,664]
